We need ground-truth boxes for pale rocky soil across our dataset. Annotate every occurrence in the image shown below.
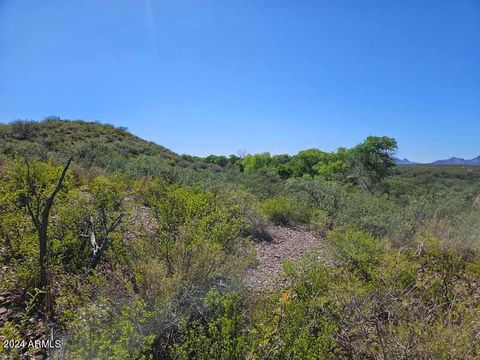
[244,225,328,291]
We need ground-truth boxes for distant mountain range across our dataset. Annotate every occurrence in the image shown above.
[393,158,418,165]
[394,156,480,165]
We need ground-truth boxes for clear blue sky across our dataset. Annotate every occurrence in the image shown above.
[1,0,479,162]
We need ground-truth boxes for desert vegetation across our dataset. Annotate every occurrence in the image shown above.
[1,118,480,359]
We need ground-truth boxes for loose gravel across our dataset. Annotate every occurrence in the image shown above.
[244,225,328,291]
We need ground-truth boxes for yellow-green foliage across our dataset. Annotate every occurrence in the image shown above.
[261,195,308,226]
[0,321,22,359]
[7,159,73,202]
[327,228,387,280]
[60,298,155,360]
[309,209,330,237]
[55,178,255,358]
[0,160,74,289]
[250,265,339,359]
[171,290,248,360]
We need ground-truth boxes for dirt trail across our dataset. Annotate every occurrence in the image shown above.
[244,225,327,291]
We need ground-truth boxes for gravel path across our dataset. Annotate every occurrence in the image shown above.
[244,225,327,291]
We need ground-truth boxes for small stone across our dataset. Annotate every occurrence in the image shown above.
[0,307,8,315]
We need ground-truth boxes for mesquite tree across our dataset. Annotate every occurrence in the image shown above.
[350,136,397,193]
[17,157,72,317]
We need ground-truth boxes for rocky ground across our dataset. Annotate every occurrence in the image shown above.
[244,225,328,291]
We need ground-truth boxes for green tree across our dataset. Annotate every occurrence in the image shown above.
[204,155,229,167]
[290,148,327,177]
[241,153,272,173]
[350,136,397,192]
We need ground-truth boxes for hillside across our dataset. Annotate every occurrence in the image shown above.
[0,117,181,163]
[0,118,239,185]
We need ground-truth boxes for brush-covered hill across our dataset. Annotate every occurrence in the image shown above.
[0,117,179,161]
[0,117,231,180]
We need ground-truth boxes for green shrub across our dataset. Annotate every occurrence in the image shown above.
[249,259,339,359]
[285,178,348,219]
[309,209,330,237]
[327,228,386,280]
[60,298,155,360]
[333,190,414,241]
[171,290,248,360]
[216,188,271,242]
[261,196,308,226]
